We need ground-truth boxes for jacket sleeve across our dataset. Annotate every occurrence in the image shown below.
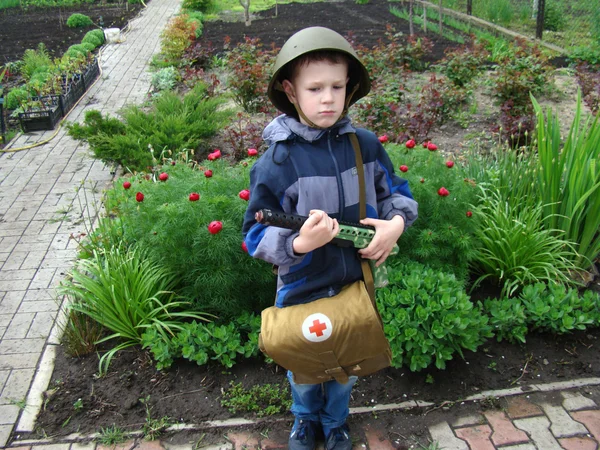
[372,139,419,227]
[242,156,307,267]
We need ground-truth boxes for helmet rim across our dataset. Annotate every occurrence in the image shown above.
[267,27,371,117]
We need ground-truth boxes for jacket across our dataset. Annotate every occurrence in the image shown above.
[242,115,418,307]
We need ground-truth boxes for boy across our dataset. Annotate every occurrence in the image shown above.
[242,27,418,450]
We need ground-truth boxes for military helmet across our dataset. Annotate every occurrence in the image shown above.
[268,26,371,117]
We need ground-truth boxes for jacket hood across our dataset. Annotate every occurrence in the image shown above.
[263,115,356,146]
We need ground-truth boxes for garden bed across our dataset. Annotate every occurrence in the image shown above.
[20,0,600,447]
[0,3,145,64]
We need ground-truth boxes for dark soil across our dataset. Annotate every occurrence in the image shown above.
[13,0,600,447]
[198,0,463,64]
[0,2,145,64]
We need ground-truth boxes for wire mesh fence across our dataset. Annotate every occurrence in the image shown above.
[396,0,600,53]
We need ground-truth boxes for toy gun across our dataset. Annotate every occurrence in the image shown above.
[255,209,398,288]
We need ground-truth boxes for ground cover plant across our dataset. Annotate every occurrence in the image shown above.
[21,0,600,447]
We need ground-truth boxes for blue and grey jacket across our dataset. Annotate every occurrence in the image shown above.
[242,115,418,308]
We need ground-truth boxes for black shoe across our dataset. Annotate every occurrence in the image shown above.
[326,423,352,450]
[288,419,318,450]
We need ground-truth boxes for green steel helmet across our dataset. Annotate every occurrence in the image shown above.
[268,26,371,117]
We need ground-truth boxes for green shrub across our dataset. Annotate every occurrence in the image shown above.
[543,0,566,32]
[82,33,102,48]
[103,156,275,318]
[438,42,489,87]
[491,41,552,108]
[68,84,232,171]
[520,283,600,334]
[67,13,93,28]
[141,312,260,370]
[85,29,106,45]
[469,184,578,298]
[57,245,211,374]
[185,11,204,38]
[224,36,278,114]
[80,42,96,53]
[483,297,528,344]
[386,143,479,282]
[67,44,91,57]
[160,14,198,64]
[378,262,492,372]
[20,43,52,81]
[151,66,179,92]
[4,87,29,109]
[181,0,214,12]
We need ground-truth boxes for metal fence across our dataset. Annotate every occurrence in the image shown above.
[401,0,599,53]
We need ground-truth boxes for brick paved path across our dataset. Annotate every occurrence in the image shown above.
[5,385,600,449]
[2,1,600,450]
[0,0,180,446]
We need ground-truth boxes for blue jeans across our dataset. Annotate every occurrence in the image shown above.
[288,371,357,437]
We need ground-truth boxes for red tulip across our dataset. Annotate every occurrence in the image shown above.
[466,211,473,217]
[242,241,248,252]
[241,161,248,167]
[159,172,169,181]
[399,165,409,172]
[171,161,176,166]
[189,192,200,201]
[208,221,223,234]
[213,149,222,158]
[420,178,425,183]
[438,187,450,197]
[422,141,429,148]
[247,148,258,157]
[239,189,250,201]
[446,161,454,168]
[427,142,438,151]
[378,134,389,143]
[123,181,132,189]
[136,192,144,202]
[204,169,213,178]
[405,139,416,149]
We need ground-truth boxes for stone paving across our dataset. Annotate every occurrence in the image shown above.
[2,1,600,450]
[0,0,180,447]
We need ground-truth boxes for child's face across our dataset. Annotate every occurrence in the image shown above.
[282,60,349,128]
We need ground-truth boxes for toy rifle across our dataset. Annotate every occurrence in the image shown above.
[254,208,398,288]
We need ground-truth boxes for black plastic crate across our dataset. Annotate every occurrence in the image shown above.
[18,95,63,132]
[59,76,85,116]
[82,58,100,89]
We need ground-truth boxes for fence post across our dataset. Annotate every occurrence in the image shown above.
[467,0,472,15]
[423,6,427,32]
[536,0,545,39]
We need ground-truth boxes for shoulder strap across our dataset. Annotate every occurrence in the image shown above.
[348,133,376,302]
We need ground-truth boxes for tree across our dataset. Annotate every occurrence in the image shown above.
[239,0,251,26]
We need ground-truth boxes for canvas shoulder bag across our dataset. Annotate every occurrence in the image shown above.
[258,133,392,384]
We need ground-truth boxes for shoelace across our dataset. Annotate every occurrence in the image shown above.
[294,421,311,441]
[329,427,349,442]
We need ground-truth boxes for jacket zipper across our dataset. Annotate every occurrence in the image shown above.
[327,130,347,282]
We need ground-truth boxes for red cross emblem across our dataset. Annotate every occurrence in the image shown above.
[309,319,327,337]
[302,313,332,342]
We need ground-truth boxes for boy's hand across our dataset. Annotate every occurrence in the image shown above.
[293,210,339,254]
[358,215,405,267]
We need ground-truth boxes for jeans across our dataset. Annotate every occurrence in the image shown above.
[288,371,357,437]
